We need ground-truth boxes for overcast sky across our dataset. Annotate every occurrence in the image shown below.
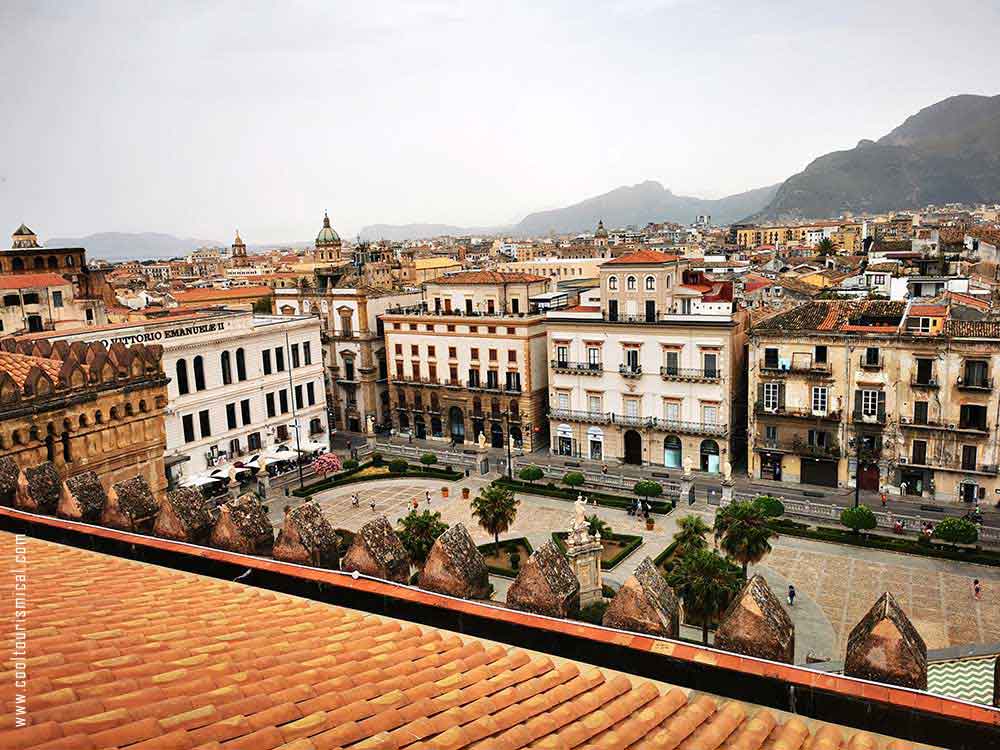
[2,0,999,243]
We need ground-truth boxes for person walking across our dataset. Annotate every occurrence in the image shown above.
[880,493,887,508]
[351,493,360,508]
[787,584,796,607]
[425,489,432,506]
[974,579,982,601]
[369,499,376,513]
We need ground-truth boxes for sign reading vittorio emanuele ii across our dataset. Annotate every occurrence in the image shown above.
[97,321,228,348]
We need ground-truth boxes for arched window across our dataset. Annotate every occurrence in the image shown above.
[236,348,246,381]
[34,257,45,270]
[62,431,71,463]
[47,256,58,269]
[221,351,232,385]
[510,400,519,418]
[626,276,637,290]
[139,399,147,413]
[125,403,134,416]
[193,356,206,391]
[665,274,672,288]
[94,410,103,424]
[12,258,24,271]
[176,359,190,395]
[608,276,618,291]
[66,255,75,267]
[645,276,655,291]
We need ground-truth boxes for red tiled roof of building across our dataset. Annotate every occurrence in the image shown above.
[0,528,937,750]
[0,273,71,290]
[169,285,273,302]
[0,350,65,386]
[429,271,548,284]
[947,291,990,310]
[602,249,681,265]
[743,274,773,293]
[967,227,1000,246]
[561,304,600,312]
[908,304,948,317]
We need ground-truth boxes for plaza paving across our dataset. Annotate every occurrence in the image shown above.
[291,475,1000,663]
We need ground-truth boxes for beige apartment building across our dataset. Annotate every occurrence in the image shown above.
[750,300,1000,503]
[546,250,748,471]
[382,271,550,450]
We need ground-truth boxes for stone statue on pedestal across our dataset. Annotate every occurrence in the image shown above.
[477,431,487,451]
[682,455,694,477]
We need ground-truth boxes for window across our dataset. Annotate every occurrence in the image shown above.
[625,349,639,370]
[266,392,276,418]
[807,429,829,448]
[664,350,679,375]
[307,382,315,405]
[487,370,499,389]
[915,358,934,385]
[52,291,63,307]
[275,347,285,372]
[279,390,289,414]
[555,345,568,365]
[248,432,261,451]
[449,347,457,358]
[262,349,272,375]
[815,345,827,364]
[764,348,779,369]
[428,346,436,357]
[914,401,928,425]
[411,345,419,356]
[505,372,521,392]
[626,276,636,290]
[226,403,237,430]
[182,414,195,443]
[701,404,718,424]
[487,327,496,334]
[235,348,246,380]
[864,347,880,367]
[608,276,618,290]
[664,401,680,421]
[240,399,251,425]
[291,344,300,368]
[764,424,777,443]
[763,382,780,411]
[295,385,303,409]
[645,276,655,291]
[703,352,718,378]
[176,359,190,395]
[428,363,437,380]
[962,445,978,471]
[963,359,989,388]
[588,394,602,413]
[193,356,206,390]
[811,386,828,415]
[587,347,600,367]
[861,389,879,416]
[489,349,497,361]
[508,351,516,363]
[917,317,932,334]
[468,369,480,387]
[229,438,241,456]
[912,440,927,465]
[960,404,988,431]
[625,398,639,418]
[557,392,570,409]
[198,409,211,438]
[221,351,233,385]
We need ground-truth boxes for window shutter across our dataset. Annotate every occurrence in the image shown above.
[877,391,886,422]
[757,383,764,405]
[778,383,786,410]
[853,390,862,417]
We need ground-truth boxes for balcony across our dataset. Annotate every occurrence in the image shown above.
[851,409,887,426]
[443,379,463,389]
[754,403,841,422]
[900,417,991,435]
[551,360,602,375]
[909,376,939,389]
[660,366,721,383]
[549,408,728,436]
[755,437,841,459]
[651,417,728,437]
[619,363,642,378]
[384,303,540,320]
[858,355,884,371]
[759,361,832,379]
[394,376,442,388]
[468,380,502,393]
[956,375,993,392]
[550,408,612,425]
[504,384,523,394]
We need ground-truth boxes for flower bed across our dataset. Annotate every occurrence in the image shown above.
[292,462,463,497]
[493,478,675,515]
[767,518,1000,567]
[477,537,534,578]
[550,531,643,570]
[653,540,680,575]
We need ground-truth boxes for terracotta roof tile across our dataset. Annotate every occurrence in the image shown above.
[0,530,945,750]
[0,272,72,290]
[428,271,548,285]
[602,250,681,265]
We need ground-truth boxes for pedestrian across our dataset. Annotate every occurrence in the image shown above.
[370,499,376,512]
[411,497,419,511]
[900,481,908,496]
[601,464,608,476]
[787,584,796,607]
[880,493,887,508]
[351,493,360,508]
[425,489,431,506]
[974,578,982,601]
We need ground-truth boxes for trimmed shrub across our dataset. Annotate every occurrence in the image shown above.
[343,458,359,470]
[388,459,408,474]
[420,452,438,467]
[563,471,585,488]
[934,517,979,546]
[494,477,674,514]
[634,480,663,499]
[840,505,877,534]
[518,465,544,483]
[371,452,384,467]
[754,495,785,518]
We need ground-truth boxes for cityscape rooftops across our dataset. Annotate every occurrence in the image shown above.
[429,270,548,285]
[0,272,71,290]
[602,249,681,265]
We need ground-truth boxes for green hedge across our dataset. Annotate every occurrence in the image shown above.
[769,520,1000,567]
[476,537,534,578]
[494,478,675,515]
[292,461,462,496]
[550,531,644,570]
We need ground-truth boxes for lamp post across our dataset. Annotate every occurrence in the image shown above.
[285,330,305,491]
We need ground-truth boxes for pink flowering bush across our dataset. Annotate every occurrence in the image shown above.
[311,453,342,477]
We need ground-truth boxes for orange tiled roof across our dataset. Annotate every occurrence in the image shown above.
[602,249,680,265]
[0,273,71,290]
[908,304,948,317]
[0,350,65,386]
[561,304,600,312]
[0,529,932,750]
[170,286,273,302]
[429,271,548,285]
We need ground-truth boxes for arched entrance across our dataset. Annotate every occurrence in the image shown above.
[398,412,410,431]
[587,426,603,461]
[509,425,523,448]
[663,435,682,468]
[700,439,720,473]
[449,407,465,443]
[430,416,443,438]
[623,430,642,465]
[490,421,504,449]
[414,415,426,439]
[858,463,879,492]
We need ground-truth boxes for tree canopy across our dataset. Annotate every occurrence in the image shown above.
[397,510,448,565]
[472,483,521,553]
[666,548,742,645]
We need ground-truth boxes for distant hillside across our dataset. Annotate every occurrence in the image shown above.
[515,181,779,236]
[358,181,779,241]
[756,94,1000,220]
[43,232,222,261]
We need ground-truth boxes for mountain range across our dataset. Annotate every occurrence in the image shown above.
[43,232,223,261]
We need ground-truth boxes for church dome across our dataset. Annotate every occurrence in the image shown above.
[316,211,341,246]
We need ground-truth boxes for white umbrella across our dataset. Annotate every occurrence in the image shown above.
[297,440,327,454]
[181,475,223,487]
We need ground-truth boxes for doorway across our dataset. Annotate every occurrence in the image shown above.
[700,439,720,473]
[858,463,879,491]
[624,430,642,465]
[490,421,504,448]
[449,407,465,443]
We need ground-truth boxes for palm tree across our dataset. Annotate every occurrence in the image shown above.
[666,548,742,645]
[471,483,520,554]
[816,237,836,256]
[586,514,612,538]
[397,510,448,567]
[714,500,778,576]
[672,514,710,556]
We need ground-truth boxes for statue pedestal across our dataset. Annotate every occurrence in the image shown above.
[565,525,603,607]
[227,480,241,502]
[679,472,695,506]
[720,478,735,507]
[257,475,271,499]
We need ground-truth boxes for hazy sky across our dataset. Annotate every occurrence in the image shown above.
[2,1,999,243]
